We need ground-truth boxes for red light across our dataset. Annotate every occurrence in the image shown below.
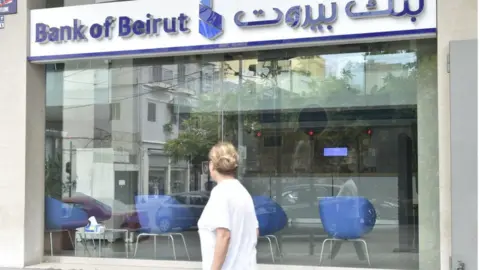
[308,130,314,136]
[256,132,262,137]
[367,129,372,135]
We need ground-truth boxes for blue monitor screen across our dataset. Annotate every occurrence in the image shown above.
[323,147,348,157]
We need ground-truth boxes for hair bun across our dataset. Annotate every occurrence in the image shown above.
[219,155,238,168]
[209,142,239,174]
[219,155,235,163]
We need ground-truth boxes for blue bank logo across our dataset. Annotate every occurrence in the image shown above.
[0,0,17,15]
[199,0,224,40]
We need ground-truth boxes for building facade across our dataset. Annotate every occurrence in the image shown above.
[0,0,477,269]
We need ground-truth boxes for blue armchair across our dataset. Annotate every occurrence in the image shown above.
[45,196,90,230]
[133,195,191,260]
[318,196,376,266]
[253,195,288,263]
[45,196,90,256]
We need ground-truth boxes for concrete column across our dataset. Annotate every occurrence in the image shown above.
[186,162,191,192]
[142,149,149,195]
[0,0,46,267]
[416,41,440,270]
[437,1,477,270]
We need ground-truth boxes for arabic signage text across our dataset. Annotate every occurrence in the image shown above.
[235,0,424,30]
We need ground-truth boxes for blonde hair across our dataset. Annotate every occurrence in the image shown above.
[209,142,239,175]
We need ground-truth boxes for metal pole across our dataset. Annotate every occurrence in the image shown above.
[237,57,244,182]
[68,140,73,197]
[220,62,224,140]
[271,59,284,255]
[308,135,315,255]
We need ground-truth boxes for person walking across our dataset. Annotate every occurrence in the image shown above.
[198,142,258,270]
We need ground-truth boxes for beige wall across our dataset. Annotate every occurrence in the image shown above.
[437,0,477,269]
[0,0,46,267]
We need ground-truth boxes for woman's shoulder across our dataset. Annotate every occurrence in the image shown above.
[210,180,239,198]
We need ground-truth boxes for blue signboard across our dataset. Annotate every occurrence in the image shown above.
[0,0,17,15]
[324,147,348,157]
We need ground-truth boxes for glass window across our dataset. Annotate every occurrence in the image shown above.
[174,195,188,204]
[147,102,156,122]
[44,39,439,269]
[109,103,121,121]
[148,169,166,195]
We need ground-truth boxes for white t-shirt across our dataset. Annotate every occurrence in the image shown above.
[198,179,258,270]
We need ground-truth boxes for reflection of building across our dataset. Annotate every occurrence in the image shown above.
[3,0,476,269]
[365,60,410,94]
[291,56,326,78]
[137,64,198,196]
[224,57,327,97]
[45,64,196,212]
[43,47,429,245]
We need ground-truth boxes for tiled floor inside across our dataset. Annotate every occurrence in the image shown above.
[51,226,420,270]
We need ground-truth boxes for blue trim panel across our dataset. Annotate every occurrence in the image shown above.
[28,28,436,62]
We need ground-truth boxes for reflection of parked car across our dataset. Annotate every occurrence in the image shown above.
[155,196,196,232]
[170,191,210,227]
[274,184,340,223]
[122,211,142,230]
[274,184,398,225]
[134,191,211,233]
[63,194,142,238]
[63,193,112,222]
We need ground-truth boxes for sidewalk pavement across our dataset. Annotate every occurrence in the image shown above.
[0,268,198,270]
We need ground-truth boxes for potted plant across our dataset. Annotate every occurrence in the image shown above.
[163,122,174,134]
[44,153,74,253]
[45,153,65,199]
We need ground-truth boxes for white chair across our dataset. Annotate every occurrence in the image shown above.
[133,232,190,260]
[319,238,371,266]
[46,229,91,257]
[259,234,282,263]
[102,228,131,258]
[319,181,372,266]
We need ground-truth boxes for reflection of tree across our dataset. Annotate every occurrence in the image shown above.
[164,81,261,165]
[164,43,437,177]
[292,44,436,174]
[295,60,366,151]
[295,58,361,102]
[45,153,67,199]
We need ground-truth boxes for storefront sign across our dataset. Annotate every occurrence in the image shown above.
[0,0,16,15]
[29,0,436,61]
[233,0,424,29]
[35,14,191,43]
